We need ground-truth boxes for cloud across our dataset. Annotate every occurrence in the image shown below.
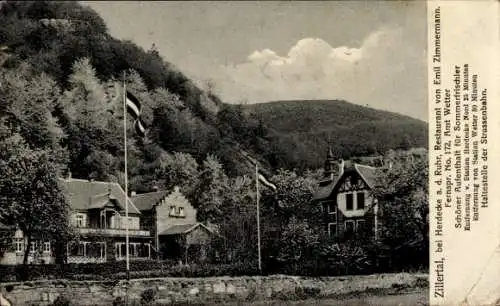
[213,27,427,120]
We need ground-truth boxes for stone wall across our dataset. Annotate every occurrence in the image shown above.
[0,273,427,305]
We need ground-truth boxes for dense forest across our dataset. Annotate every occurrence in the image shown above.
[0,1,427,182]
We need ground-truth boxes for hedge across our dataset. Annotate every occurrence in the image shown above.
[0,261,261,282]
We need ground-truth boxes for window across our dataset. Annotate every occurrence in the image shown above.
[43,241,51,253]
[78,243,86,256]
[15,238,24,253]
[356,220,366,233]
[30,241,37,253]
[99,242,106,258]
[326,201,336,214]
[169,206,176,216]
[344,220,355,236]
[178,207,185,217]
[357,192,365,210]
[75,214,85,228]
[328,223,337,237]
[346,193,354,211]
[87,242,105,258]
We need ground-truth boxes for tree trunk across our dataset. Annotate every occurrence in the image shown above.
[23,233,32,266]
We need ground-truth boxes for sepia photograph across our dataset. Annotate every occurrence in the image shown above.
[0,1,430,305]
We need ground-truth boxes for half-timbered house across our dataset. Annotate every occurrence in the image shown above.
[312,149,383,240]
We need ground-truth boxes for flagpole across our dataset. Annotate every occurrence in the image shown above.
[123,73,130,281]
[255,163,262,274]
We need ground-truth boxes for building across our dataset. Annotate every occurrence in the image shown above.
[0,179,212,265]
[62,178,152,264]
[131,187,213,263]
[312,148,383,241]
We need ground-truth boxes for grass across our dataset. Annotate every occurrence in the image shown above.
[218,291,428,306]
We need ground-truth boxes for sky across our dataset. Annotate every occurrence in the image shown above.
[84,1,428,121]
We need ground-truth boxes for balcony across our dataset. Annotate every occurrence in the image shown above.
[76,227,151,237]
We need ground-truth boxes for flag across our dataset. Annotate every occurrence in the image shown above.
[257,172,277,191]
[126,91,146,137]
[239,149,277,191]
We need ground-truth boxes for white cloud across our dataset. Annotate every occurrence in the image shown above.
[213,27,426,120]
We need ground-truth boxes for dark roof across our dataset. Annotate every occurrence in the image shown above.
[159,223,212,236]
[312,179,337,201]
[130,190,169,211]
[59,179,141,214]
[312,163,382,201]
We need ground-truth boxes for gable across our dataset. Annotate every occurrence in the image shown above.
[131,190,169,211]
[159,187,192,210]
[337,172,369,192]
[59,178,141,214]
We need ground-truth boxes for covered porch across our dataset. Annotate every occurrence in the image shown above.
[158,223,213,264]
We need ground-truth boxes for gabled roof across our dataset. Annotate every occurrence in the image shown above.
[312,178,340,201]
[59,178,141,214]
[130,190,169,211]
[159,223,213,236]
[354,164,379,189]
[312,162,383,201]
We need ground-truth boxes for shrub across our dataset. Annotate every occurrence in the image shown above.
[51,295,72,306]
[140,288,157,305]
[112,297,125,306]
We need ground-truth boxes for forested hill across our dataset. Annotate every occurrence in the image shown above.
[0,1,427,193]
[242,100,428,170]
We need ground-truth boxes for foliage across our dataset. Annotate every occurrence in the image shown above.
[276,217,319,266]
[242,100,428,171]
[0,67,65,152]
[0,1,430,275]
[140,288,157,305]
[191,155,228,222]
[0,1,428,178]
[371,149,429,269]
[319,241,371,275]
[0,131,73,265]
[51,295,72,306]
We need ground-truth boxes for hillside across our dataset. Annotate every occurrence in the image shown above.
[0,1,427,183]
[243,100,428,170]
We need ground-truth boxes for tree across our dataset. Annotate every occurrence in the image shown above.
[192,155,229,223]
[371,149,429,269]
[0,132,73,265]
[276,217,319,272]
[257,169,321,268]
[0,67,64,151]
[214,175,257,262]
[58,58,122,180]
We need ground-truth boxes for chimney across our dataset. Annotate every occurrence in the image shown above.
[130,191,136,196]
[338,159,345,175]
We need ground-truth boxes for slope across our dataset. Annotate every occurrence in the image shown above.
[242,100,428,170]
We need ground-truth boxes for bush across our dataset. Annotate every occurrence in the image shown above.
[112,297,125,306]
[0,261,260,282]
[140,288,157,305]
[51,295,72,306]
